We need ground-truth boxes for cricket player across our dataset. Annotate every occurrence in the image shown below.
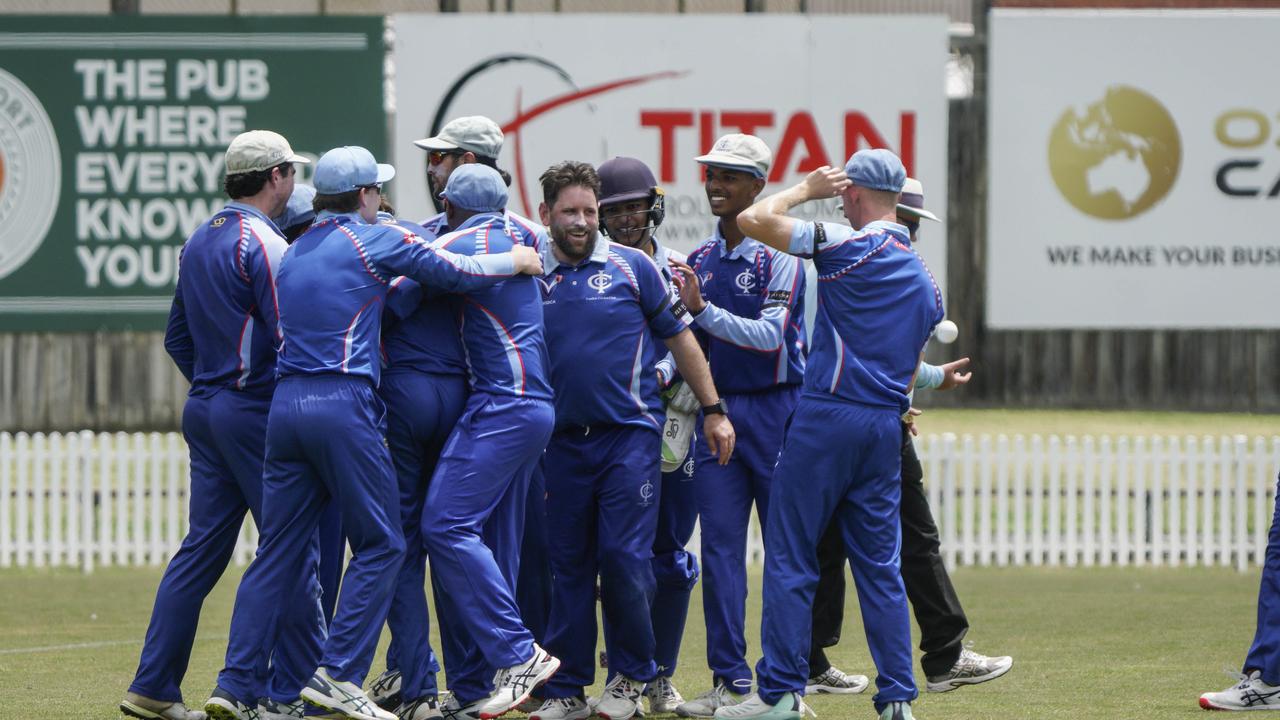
[417,163,561,720]
[528,161,734,720]
[207,147,542,720]
[365,116,550,715]
[594,156,704,716]
[664,135,848,718]
[122,128,317,717]
[718,149,944,720]
[121,130,309,720]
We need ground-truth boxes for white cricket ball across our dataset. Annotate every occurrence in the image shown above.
[935,320,958,344]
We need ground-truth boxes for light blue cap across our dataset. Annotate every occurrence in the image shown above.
[440,163,507,213]
[314,146,395,195]
[273,184,316,229]
[844,148,906,192]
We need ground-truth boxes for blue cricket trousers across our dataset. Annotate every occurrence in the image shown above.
[219,375,406,702]
[1245,474,1280,684]
[379,369,468,702]
[542,425,663,698]
[755,395,916,711]
[694,385,799,690]
[603,450,699,679]
[517,463,553,644]
[421,393,554,704]
[130,389,322,703]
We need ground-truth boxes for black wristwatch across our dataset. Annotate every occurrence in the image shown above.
[702,401,727,417]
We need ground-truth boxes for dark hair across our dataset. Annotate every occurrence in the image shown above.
[378,195,396,216]
[473,154,513,187]
[224,162,291,200]
[539,161,600,208]
[313,189,362,214]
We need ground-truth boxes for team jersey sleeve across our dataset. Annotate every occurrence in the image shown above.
[245,230,288,349]
[788,220,858,263]
[384,276,424,321]
[372,225,516,294]
[163,269,195,383]
[692,252,803,353]
[915,361,944,390]
[635,253,688,340]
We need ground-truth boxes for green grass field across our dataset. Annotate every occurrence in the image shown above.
[0,564,1262,720]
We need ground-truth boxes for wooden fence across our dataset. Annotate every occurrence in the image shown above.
[3,431,1276,573]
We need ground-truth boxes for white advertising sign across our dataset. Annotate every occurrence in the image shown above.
[989,10,1280,329]
[391,14,949,293]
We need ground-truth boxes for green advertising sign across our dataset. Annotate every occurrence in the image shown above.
[0,16,385,330]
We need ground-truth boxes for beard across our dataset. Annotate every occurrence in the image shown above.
[550,221,597,262]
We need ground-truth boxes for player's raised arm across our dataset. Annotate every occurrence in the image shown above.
[738,166,850,254]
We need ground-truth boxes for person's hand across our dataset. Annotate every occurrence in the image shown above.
[703,414,735,465]
[670,260,706,314]
[801,166,851,201]
[510,245,544,276]
[937,357,973,391]
[904,407,923,437]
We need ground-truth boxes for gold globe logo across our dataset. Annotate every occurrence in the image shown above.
[1048,86,1180,220]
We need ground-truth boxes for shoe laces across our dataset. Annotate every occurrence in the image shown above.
[649,677,679,702]
[605,675,642,700]
[546,697,583,712]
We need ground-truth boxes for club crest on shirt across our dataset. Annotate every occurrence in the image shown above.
[537,274,564,296]
[639,479,655,507]
[588,269,613,295]
[734,269,756,294]
[211,217,226,228]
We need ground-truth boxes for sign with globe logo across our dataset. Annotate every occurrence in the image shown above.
[1047,86,1181,221]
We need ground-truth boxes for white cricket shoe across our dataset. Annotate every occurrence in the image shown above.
[203,687,258,720]
[712,693,812,719]
[529,696,591,720]
[302,667,397,720]
[121,692,209,720]
[396,696,442,720]
[439,695,482,720]
[677,683,746,718]
[925,648,1013,693]
[594,675,645,720]
[257,697,305,720]
[368,670,404,711]
[878,701,916,720]
[805,666,869,694]
[1200,670,1280,711]
[645,676,685,714]
[476,644,561,719]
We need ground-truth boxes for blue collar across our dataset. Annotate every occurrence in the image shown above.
[545,233,611,273]
[862,219,911,241]
[454,212,504,233]
[714,223,761,261]
[314,209,368,225]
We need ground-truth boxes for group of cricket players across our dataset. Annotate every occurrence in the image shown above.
[118,114,1015,720]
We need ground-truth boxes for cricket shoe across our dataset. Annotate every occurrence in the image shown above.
[257,698,305,720]
[476,644,560,719]
[594,675,645,720]
[395,696,442,720]
[301,667,396,720]
[677,683,747,717]
[439,695,483,720]
[805,666,869,695]
[879,701,915,720]
[1200,670,1280,711]
[368,670,404,711]
[924,648,1013,693]
[528,697,591,720]
[120,692,208,720]
[204,687,259,720]
[712,693,813,719]
[645,676,685,714]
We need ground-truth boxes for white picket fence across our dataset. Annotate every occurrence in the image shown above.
[1,431,1278,573]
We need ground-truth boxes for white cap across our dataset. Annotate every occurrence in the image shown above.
[413,116,504,159]
[695,133,772,178]
[896,177,941,223]
[225,130,308,175]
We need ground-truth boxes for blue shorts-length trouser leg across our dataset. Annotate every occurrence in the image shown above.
[129,390,271,702]
[219,375,406,701]
[694,386,798,691]
[604,451,699,681]
[1245,474,1280,684]
[755,395,916,711]
[542,426,662,698]
[380,369,468,701]
[421,393,554,703]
